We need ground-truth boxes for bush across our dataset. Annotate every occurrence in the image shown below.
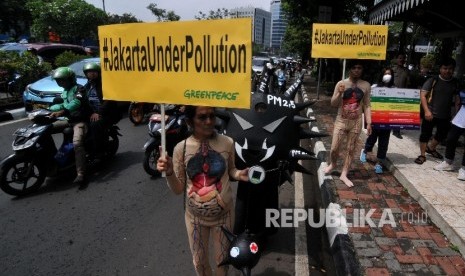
[0,51,52,95]
[54,51,88,68]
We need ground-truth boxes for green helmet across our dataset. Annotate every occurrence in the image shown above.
[52,67,76,81]
[83,62,101,73]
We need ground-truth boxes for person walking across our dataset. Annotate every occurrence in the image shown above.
[415,57,459,165]
[392,52,410,139]
[360,67,395,174]
[157,105,249,276]
[324,59,372,187]
[433,88,464,179]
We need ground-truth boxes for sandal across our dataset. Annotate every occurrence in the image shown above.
[426,146,443,159]
[414,155,426,164]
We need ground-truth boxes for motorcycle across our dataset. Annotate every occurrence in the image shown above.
[142,105,189,177]
[128,102,156,125]
[0,109,122,196]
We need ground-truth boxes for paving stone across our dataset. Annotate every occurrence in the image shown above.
[411,264,434,275]
[398,238,416,254]
[353,241,378,248]
[359,258,373,268]
[384,259,402,271]
[306,78,465,275]
[375,237,398,246]
[357,247,383,257]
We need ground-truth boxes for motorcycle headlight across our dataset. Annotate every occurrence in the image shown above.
[13,135,40,151]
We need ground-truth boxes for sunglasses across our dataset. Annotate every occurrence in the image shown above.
[195,113,216,121]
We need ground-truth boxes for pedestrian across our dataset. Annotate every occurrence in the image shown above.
[49,67,90,189]
[360,67,395,174]
[414,56,459,165]
[157,105,249,276]
[434,88,465,180]
[294,62,306,80]
[392,52,410,139]
[324,59,372,187]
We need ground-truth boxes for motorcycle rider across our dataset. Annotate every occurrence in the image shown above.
[82,62,120,159]
[49,67,90,189]
[275,62,287,94]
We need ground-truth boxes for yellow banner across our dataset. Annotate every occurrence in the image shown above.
[98,18,252,108]
[311,23,388,60]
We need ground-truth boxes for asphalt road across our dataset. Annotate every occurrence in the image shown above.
[0,113,333,276]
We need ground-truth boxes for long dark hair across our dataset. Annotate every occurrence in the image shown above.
[184,105,198,121]
[377,67,395,87]
[183,105,217,137]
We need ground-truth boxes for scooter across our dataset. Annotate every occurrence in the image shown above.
[0,109,122,196]
[142,105,189,177]
[128,102,156,125]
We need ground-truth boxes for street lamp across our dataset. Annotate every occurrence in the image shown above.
[102,0,106,13]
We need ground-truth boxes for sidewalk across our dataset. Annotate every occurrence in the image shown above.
[304,77,465,275]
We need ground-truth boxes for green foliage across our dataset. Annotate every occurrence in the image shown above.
[54,51,88,68]
[195,9,229,20]
[107,13,141,24]
[146,3,180,21]
[0,0,31,37]
[0,51,19,75]
[25,0,108,43]
[450,244,460,253]
[16,53,53,92]
[282,27,311,62]
[0,51,52,94]
[281,0,373,61]
[420,54,435,70]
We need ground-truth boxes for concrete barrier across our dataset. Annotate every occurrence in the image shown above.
[301,80,361,276]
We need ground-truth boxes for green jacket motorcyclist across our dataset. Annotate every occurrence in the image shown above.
[50,67,90,189]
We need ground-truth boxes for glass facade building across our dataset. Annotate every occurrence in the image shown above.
[229,7,271,49]
[270,0,288,51]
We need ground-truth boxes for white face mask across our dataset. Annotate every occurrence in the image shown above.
[382,74,392,83]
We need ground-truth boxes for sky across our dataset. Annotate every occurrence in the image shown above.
[84,0,272,22]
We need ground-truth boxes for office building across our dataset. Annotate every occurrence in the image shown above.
[270,0,288,51]
[229,6,271,49]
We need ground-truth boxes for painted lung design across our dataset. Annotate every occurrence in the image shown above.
[185,141,226,217]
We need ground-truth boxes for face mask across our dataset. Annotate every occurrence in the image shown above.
[382,74,392,83]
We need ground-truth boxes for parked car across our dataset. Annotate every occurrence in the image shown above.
[0,42,86,67]
[22,57,99,112]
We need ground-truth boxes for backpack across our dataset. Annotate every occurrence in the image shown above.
[68,85,92,123]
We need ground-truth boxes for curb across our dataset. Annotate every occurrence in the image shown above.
[0,111,13,122]
[0,107,26,123]
[302,83,361,276]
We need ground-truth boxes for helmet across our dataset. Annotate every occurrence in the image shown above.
[52,67,76,81]
[83,62,101,73]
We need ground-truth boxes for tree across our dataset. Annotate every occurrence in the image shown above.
[107,13,141,24]
[146,3,180,21]
[0,0,31,39]
[26,0,107,44]
[280,0,374,61]
[194,8,229,20]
